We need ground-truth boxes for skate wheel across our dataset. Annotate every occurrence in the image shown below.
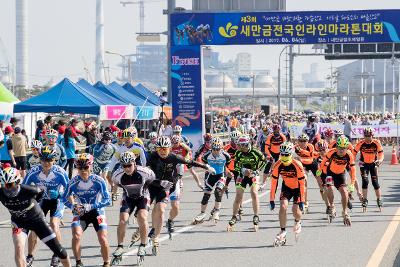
[137,256,144,266]
[111,256,122,266]
[152,246,159,256]
[214,219,218,224]
[273,240,279,247]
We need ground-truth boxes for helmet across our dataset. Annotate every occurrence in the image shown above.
[31,140,43,150]
[171,135,181,144]
[122,128,137,139]
[298,133,309,141]
[148,132,157,139]
[156,136,171,148]
[101,131,113,141]
[119,151,136,165]
[203,133,212,142]
[334,129,344,136]
[248,127,256,136]
[363,127,374,136]
[173,125,182,133]
[230,131,240,140]
[336,135,350,149]
[45,129,58,138]
[237,135,250,146]
[280,142,294,155]
[324,128,334,137]
[75,153,94,169]
[211,137,222,150]
[39,145,58,160]
[315,140,328,152]
[308,115,316,122]
[0,167,21,185]
[272,124,281,132]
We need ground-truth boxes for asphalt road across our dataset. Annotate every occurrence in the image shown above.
[0,148,400,267]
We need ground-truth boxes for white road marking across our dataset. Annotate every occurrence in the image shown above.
[366,207,400,267]
[121,190,269,257]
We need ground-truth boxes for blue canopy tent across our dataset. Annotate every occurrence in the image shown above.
[94,82,148,107]
[14,78,104,115]
[122,83,160,106]
[77,79,127,105]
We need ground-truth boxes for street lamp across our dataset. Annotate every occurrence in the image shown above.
[251,73,255,114]
[105,51,137,83]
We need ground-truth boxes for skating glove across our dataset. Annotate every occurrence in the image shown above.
[269,201,275,211]
[298,202,304,211]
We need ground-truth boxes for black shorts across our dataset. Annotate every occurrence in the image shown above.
[14,156,27,170]
[204,173,225,192]
[149,185,169,204]
[236,176,258,189]
[71,209,107,232]
[120,195,150,214]
[326,170,346,190]
[12,216,55,242]
[360,163,378,178]
[41,199,64,218]
[280,182,300,204]
[303,161,318,177]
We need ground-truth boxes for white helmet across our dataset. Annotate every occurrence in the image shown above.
[148,132,157,139]
[31,140,43,150]
[280,142,294,155]
[230,131,240,140]
[156,136,172,148]
[119,151,136,165]
[173,125,182,133]
[171,135,181,144]
[248,127,256,136]
[0,167,21,185]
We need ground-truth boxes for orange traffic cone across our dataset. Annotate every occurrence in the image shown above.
[391,146,398,165]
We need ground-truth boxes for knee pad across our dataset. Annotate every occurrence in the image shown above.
[371,177,380,190]
[214,188,223,203]
[201,193,211,205]
[361,176,369,189]
[46,238,68,259]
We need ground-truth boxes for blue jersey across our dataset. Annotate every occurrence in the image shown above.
[23,165,69,200]
[89,142,117,175]
[181,135,193,149]
[42,143,67,168]
[63,174,111,212]
[202,150,231,175]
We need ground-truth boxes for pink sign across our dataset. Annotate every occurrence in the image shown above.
[106,106,127,120]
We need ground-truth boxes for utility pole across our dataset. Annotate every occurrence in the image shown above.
[167,0,175,103]
[288,45,294,112]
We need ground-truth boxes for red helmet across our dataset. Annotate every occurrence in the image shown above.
[272,124,281,132]
[315,140,328,152]
[203,133,212,142]
[324,128,334,137]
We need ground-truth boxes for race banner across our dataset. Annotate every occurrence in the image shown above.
[99,105,133,121]
[289,121,400,138]
[171,9,400,46]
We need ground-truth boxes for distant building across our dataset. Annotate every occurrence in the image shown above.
[337,59,400,113]
[131,44,167,88]
[302,63,325,88]
[235,53,252,75]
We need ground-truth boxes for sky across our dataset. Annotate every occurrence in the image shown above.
[0,0,399,86]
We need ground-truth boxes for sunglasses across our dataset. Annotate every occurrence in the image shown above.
[280,153,291,157]
[46,135,57,139]
[77,166,90,170]
[123,164,133,168]
[337,147,347,151]
[364,135,372,138]
[157,147,170,151]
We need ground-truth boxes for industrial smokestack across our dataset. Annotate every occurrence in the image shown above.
[16,0,28,91]
[95,0,105,82]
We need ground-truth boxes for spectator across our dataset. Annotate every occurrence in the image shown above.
[62,127,76,179]
[11,127,28,177]
[161,120,173,137]
[10,117,19,129]
[35,120,44,140]
[343,115,353,140]
[44,115,53,128]
[0,126,16,167]
[83,121,97,153]
[68,119,83,143]
[21,129,29,147]
[58,119,66,135]
[0,120,4,142]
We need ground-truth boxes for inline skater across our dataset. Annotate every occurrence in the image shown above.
[329,129,355,151]
[63,154,111,267]
[111,152,156,266]
[353,127,384,212]
[26,140,42,170]
[223,131,240,199]
[262,124,286,185]
[314,139,330,212]
[248,127,258,148]
[193,133,212,161]
[24,146,69,267]
[270,142,305,246]
[146,132,158,153]
[89,131,117,185]
[227,135,265,232]
[43,129,67,168]
[0,167,71,267]
[147,136,214,255]
[323,128,334,146]
[192,137,231,224]
[317,136,360,226]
